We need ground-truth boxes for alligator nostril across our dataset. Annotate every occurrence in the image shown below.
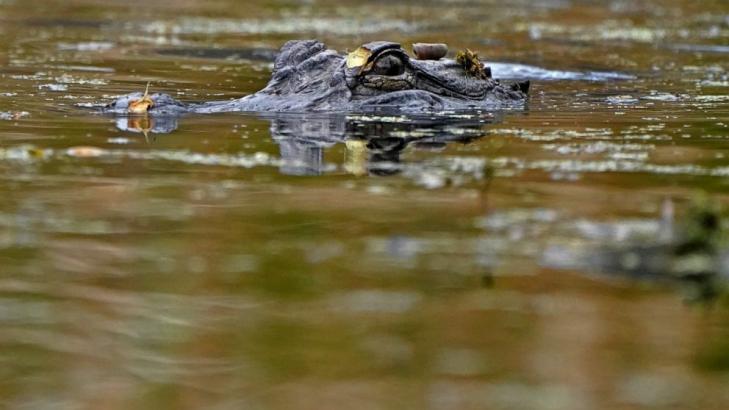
[518,80,530,94]
[511,81,530,94]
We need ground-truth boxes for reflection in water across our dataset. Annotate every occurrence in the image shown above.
[544,197,729,303]
[2,0,729,407]
[111,111,729,302]
[115,115,179,136]
[268,114,493,176]
[117,112,497,176]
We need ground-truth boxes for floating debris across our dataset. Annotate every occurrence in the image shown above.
[455,48,488,79]
[128,82,154,114]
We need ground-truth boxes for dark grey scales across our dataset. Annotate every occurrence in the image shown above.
[104,40,530,114]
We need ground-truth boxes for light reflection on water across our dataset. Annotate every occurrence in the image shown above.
[0,0,728,408]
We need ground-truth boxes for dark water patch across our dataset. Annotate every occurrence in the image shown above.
[155,47,278,62]
[23,18,110,29]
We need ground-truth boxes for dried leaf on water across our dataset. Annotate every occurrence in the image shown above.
[128,82,154,114]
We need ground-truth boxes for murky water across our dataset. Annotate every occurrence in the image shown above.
[1,0,728,408]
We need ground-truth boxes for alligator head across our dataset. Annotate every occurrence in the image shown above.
[345,41,529,110]
[232,40,528,112]
[105,40,529,114]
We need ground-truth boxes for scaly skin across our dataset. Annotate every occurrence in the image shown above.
[104,40,529,114]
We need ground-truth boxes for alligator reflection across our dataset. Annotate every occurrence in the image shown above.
[116,112,498,176]
[267,114,492,176]
[115,115,178,136]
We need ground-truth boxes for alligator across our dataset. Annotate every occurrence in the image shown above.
[104,40,530,114]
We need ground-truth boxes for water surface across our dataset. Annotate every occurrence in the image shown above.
[1,0,729,409]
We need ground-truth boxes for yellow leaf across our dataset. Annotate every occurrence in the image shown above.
[346,47,372,69]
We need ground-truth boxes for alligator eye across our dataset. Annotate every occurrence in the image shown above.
[371,54,405,76]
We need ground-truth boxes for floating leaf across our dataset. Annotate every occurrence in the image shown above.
[346,46,372,69]
[128,82,154,114]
